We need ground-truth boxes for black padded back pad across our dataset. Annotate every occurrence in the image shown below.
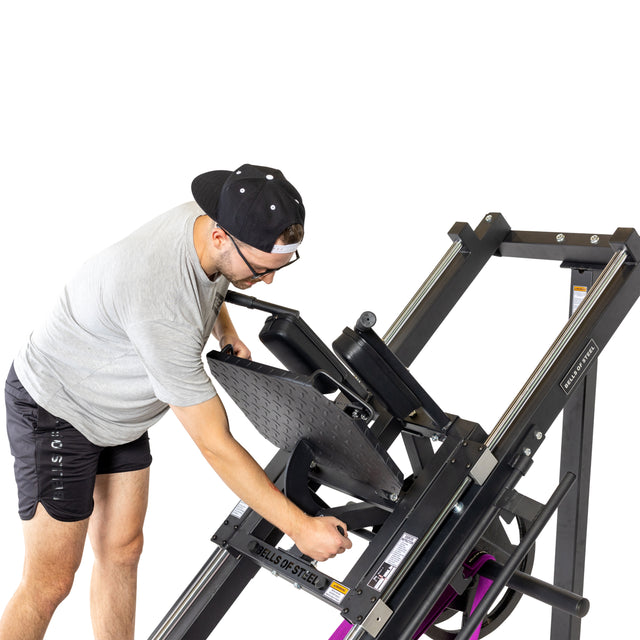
[207,350,403,504]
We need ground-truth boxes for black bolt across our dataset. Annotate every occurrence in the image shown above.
[357,616,363,622]
[343,608,349,614]
[356,589,362,595]
[248,541,260,554]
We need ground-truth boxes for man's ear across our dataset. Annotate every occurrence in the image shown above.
[211,226,228,249]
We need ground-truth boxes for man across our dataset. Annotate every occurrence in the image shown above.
[1,164,352,640]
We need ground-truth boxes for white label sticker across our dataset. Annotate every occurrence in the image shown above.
[368,533,418,592]
[323,581,350,604]
[572,286,588,315]
[231,501,250,519]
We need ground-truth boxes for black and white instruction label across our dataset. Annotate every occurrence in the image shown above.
[368,532,418,592]
[231,500,250,519]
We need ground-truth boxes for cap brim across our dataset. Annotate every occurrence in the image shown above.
[191,169,232,218]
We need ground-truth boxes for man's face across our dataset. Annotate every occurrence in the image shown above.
[217,240,296,289]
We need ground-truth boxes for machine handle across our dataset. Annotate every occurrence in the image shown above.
[479,560,589,618]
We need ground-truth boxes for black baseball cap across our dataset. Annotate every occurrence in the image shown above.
[191,164,305,254]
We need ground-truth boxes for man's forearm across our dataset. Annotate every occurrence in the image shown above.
[200,430,308,539]
[172,398,306,537]
[212,302,236,343]
[172,397,351,561]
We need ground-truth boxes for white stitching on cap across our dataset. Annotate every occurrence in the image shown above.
[271,242,301,254]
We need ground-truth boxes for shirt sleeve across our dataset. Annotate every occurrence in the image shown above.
[125,319,217,407]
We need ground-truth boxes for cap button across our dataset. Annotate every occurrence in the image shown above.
[266,174,274,180]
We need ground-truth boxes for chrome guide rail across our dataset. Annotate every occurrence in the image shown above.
[485,247,628,451]
[149,549,231,639]
[383,240,463,345]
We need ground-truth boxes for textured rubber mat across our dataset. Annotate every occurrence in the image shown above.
[207,350,403,501]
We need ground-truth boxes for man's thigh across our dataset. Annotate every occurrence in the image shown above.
[90,468,150,551]
[22,503,89,583]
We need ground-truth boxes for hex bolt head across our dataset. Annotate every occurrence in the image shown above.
[590,235,600,244]
[556,233,566,243]
[523,447,532,457]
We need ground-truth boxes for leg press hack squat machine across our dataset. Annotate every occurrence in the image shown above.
[149,214,640,640]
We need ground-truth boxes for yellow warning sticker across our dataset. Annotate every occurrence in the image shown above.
[330,581,349,595]
[571,286,588,315]
[324,581,350,604]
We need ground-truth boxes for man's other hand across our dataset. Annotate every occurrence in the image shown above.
[291,515,353,562]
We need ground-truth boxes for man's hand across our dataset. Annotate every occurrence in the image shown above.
[290,515,352,562]
[219,335,251,359]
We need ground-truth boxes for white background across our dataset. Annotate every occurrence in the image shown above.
[1,2,639,639]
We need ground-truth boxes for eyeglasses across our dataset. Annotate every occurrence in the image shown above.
[224,230,300,281]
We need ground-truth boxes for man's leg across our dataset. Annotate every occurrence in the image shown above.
[88,467,150,640]
[0,504,89,640]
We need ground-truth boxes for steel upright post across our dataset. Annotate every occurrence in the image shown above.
[550,267,601,640]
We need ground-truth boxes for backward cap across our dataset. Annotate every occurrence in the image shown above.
[191,163,305,253]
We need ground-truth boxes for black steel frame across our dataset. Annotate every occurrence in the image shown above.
[148,214,640,640]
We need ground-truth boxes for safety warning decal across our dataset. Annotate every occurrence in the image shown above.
[571,286,588,315]
[231,500,250,519]
[368,532,418,592]
[324,581,350,605]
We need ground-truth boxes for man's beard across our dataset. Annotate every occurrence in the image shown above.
[216,250,255,289]
[230,277,255,289]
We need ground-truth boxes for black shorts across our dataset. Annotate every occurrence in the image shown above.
[5,364,152,522]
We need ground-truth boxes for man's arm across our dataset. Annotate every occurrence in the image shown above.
[212,302,251,358]
[171,396,352,562]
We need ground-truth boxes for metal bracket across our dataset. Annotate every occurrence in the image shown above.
[469,448,498,485]
[496,488,544,525]
[361,599,393,637]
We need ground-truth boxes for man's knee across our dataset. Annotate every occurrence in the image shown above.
[20,503,89,612]
[93,530,144,568]
[21,564,77,615]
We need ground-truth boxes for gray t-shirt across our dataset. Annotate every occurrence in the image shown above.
[15,202,229,447]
